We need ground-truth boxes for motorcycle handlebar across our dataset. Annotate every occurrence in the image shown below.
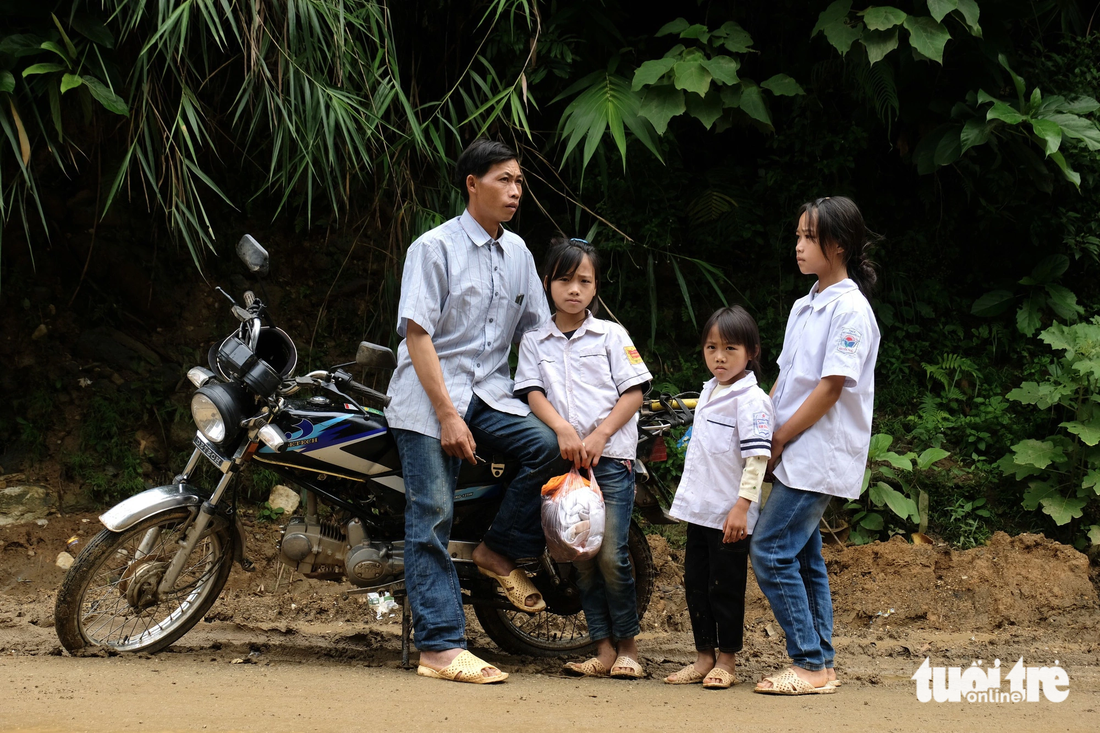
[348,379,391,408]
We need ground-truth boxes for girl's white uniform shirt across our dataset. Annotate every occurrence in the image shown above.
[772,279,880,500]
[669,372,773,533]
[514,313,652,461]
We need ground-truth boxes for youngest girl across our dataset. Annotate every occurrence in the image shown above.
[665,306,774,689]
[514,237,653,679]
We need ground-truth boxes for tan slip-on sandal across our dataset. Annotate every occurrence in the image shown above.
[609,655,645,679]
[664,664,707,685]
[563,657,611,677]
[478,567,547,614]
[753,667,835,695]
[416,650,508,684]
[702,666,737,689]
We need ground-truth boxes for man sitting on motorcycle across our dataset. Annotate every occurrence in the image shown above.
[384,138,567,683]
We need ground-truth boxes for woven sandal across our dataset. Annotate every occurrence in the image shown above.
[563,657,611,677]
[664,664,707,685]
[702,666,737,689]
[610,655,645,679]
[417,651,508,684]
[753,667,835,696]
[479,567,546,613]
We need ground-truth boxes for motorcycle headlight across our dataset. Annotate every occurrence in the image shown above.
[191,383,249,445]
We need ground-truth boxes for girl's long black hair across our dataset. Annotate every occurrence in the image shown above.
[542,237,600,315]
[798,196,881,298]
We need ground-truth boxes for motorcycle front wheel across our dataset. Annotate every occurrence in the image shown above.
[55,509,235,654]
[474,521,655,657]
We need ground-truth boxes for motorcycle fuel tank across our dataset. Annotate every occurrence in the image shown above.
[255,397,401,480]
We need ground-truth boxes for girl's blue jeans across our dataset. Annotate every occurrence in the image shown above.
[749,480,835,671]
[572,459,640,642]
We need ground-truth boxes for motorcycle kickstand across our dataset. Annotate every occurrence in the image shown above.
[400,594,412,669]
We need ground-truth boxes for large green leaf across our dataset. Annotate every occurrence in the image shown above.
[903,16,951,64]
[926,0,958,23]
[862,6,907,31]
[971,289,1013,316]
[1045,283,1083,321]
[1022,480,1058,510]
[760,74,804,96]
[673,59,712,97]
[998,53,1027,108]
[22,62,66,76]
[1088,525,1100,546]
[559,72,663,171]
[1045,113,1100,151]
[656,18,690,37]
[916,447,950,471]
[685,87,724,129]
[860,512,884,531]
[959,118,993,153]
[823,20,863,56]
[1041,493,1087,526]
[81,75,128,116]
[934,125,962,165]
[1006,381,1043,405]
[880,451,914,471]
[632,58,676,91]
[1030,118,1062,155]
[868,433,893,460]
[701,56,740,86]
[1010,439,1064,469]
[737,83,771,126]
[1084,470,1100,494]
[1029,254,1070,283]
[812,1,853,37]
[1061,421,1100,446]
[1061,96,1100,115]
[60,73,82,93]
[862,28,899,64]
[871,481,919,521]
[639,85,685,135]
[954,0,982,37]
[0,71,14,94]
[713,21,754,53]
[1016,291,1044,336]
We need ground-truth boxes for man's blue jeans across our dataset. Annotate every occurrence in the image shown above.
[749,480,835,671]
[391,395,566,651]
[573,459,639,641]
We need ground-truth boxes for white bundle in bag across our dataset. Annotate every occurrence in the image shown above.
[541,467,605,562]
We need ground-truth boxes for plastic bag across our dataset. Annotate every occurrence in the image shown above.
[541,467,605,562]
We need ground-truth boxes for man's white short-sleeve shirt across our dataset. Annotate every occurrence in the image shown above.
[514,313,652,460]
[772,279,880,499]
[668,371,773,533]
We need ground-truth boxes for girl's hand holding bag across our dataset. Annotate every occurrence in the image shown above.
[540,467,605,561]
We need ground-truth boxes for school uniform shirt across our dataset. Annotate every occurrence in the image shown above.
[771,278,880,500]
[514,312,652,461]
[385,210,550,439]
[668,372,774,533]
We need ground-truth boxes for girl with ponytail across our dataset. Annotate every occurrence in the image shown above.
[750,196,881,696]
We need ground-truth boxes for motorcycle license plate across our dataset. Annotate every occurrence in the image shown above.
[193,433,231,471]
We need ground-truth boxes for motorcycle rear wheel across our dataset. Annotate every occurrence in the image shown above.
[55,509,234,654]
[474,521,655,657]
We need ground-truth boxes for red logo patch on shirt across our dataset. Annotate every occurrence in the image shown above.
[624,346,643,365]
[753,412,771,436]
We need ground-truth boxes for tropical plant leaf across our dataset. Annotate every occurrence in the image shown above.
[959,117,993,153]
[1029,254,1070,283]
[713,21,753,53]
[926,0,959,23]
[1030,118,1061,155]
[1061,421,1100,446]
[1021,480,1058,511]
[1045,283,1083,321]
[1044,113,1100,151]
[971,289,1013,316]
[862,6,907,31]
[862,28,899,64]
[670,258,696,329]
[903,16,951,64]
[701,56,740,86]
[685,87,724,129]
[823,20,864,56]
[737,83,771,126]
[632,58,676,91]
[860,512,884,531]
[71,15,115,48]
[559,72,663,170]
[1061,96,1100,114]
[954,0,982,37]
[1040,493,1087,525]
[868,433,893,459]
[871,481,919,520]
[639,85,685,135]
[1010,439,1064,469]
[916,447,950,470]
[1088,525,1100,546]
[60,73,82,93]
[22,62,66,76]
[1016,291,1044,336]
[0,71,14,94]
[812,1,853,37]
[81,75,128,116]
[656,18,690,37]
[673,59,712,97]
[760,74,804,96]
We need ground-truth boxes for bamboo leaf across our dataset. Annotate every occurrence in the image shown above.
[670,258,697,329]
[81,75,128,116]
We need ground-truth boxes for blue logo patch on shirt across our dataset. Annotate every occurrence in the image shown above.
[838,328,861,355]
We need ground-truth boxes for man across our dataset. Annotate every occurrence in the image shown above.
[385,139,567,683]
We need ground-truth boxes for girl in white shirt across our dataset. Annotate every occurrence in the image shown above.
[514,238,653,679]
[752,196,880,696]
[664,306,773,689]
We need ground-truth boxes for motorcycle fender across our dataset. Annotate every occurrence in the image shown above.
[99,484,252,570]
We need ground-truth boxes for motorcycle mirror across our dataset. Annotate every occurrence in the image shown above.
[236,234,270,276]
[356,342,397,370]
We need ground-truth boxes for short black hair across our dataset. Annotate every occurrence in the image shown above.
[454,139,519,203]
[542,237,600,316]
[700,305,763,376]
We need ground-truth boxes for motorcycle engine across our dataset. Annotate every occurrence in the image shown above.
[277,517,403,587]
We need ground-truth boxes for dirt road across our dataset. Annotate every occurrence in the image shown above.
[2,515,1098,731]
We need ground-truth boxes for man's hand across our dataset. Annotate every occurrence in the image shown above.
[722,499,751,543]
[439,411,477,464]
[554,424,588,467]
[581,430,610,468]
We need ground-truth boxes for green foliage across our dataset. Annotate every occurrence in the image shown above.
[813,1,981,64]
[972,255,1085,336]
[999,318,1100,539]
[256,501,286,524]
[846,433,951,545]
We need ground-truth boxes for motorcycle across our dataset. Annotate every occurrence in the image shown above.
[54,235,692,659]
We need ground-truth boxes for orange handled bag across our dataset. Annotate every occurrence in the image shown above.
[540,467,605,562]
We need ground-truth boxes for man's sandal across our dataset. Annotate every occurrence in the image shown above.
[478,567,547,613]
[416,650,508,684]
[753,667,836,695]
[702,667,736,689]
[609,655,645,679]
[663,664,707,685]
[563,657,611,677]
